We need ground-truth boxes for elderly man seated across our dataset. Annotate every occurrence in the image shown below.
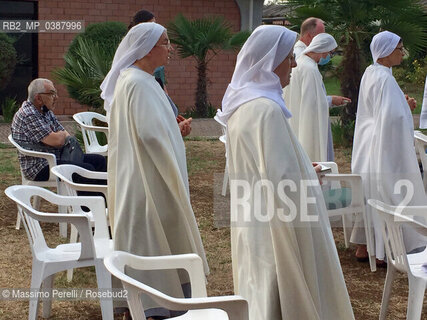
[11,78,106,181]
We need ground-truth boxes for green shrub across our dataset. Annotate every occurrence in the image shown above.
[393,56,427,89]
[53,22,127,113]
[331,118,355,148]
[0,33,17,91]
[184,104,217,118]
[1,96,18,122]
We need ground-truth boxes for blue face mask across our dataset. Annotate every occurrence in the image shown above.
[318,54,331,65]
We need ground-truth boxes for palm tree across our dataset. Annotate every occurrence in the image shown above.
[53,37,114,111]
[168,14,250,117]
[285,0,427,126]
[53,22,126,113]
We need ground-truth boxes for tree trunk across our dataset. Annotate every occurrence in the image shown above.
[195,59,208,117]
[340,38,363,125]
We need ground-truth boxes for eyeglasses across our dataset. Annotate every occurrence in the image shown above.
[395,46,407,55]
[155,39,171,48]
[39,90,58,98]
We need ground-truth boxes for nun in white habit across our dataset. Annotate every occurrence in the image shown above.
[283,33,350,162]
[419,75,427,128]
[101,22,209,318]
[216,25,354,320]
[351,31,427,262]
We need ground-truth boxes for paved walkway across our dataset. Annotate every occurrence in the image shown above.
[0,118,223,145]
[1,115,421,145]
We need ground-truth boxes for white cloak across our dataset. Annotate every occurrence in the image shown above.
[228,98,354,320]
[283,54,329,162]
[293,40,307,59]
[419,75,427,129]
[108,67,209,309]
[351,63,427,259]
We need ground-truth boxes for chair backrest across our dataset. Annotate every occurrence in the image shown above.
[51,164,107,198]
[367,199,427,274]
[50,165,109,239]
[4,185,100,260]
[8,134,57,184]
[73,112,108,152]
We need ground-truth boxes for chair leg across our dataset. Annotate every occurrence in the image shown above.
[379,264,396,320]
[42,274,55,318]
[58,205,68,238]
[423,174,427,193]
[33,195,41,211]
[221,163,228,196]
[15,206,22,230]
[66,225,79,282]
[342,214,353,248]
[95,261,113,320]
[362,208,376,272]
[29,263,44,320]
[406,276,426,320]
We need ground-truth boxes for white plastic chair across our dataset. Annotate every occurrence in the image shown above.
[50,164,108,282]
[8,134,67,237]
[73,112,108,156]
[414,130,427,191]
[318,161,376,272]
[5,185,113,320]
[214,115,228,196]
[104,251,248,320]
[368,199,427,320]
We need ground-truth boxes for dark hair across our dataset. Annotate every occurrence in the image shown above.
[128,10,155,30]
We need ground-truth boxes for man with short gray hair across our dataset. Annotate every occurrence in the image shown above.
[11,78,106,181]
[294,17,325,59]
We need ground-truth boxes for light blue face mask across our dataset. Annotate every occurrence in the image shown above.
[318,54,331,65]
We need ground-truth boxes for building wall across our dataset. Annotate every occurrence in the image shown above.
[37,0,241,115]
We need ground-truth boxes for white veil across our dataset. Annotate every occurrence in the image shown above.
[217,25,297,123]
[100,22,165,115]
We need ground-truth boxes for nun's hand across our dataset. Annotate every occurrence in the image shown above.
[178,117,192,137]
[405,94,417,111]
[312,162,323,185]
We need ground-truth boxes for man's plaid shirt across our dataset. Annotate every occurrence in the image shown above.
[11,101,64,180]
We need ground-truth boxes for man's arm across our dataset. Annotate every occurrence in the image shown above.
[41,130,69,148]
[331,95,351,106]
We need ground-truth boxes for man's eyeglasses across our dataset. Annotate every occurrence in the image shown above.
[39,90,58,98]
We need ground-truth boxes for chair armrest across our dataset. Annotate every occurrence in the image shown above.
[78,123,109,135]
[32,188,110,240]
[146,294,249,320]
[59,179,107,195]
[16,146,57,169]
[21,208,96,260]
[125,253,207,297]
[9,134,57,170]
[51,165,107,195]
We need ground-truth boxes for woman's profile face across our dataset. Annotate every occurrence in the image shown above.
[274,47,297,88]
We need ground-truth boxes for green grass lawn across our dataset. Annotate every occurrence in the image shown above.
[324,76,342,96]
